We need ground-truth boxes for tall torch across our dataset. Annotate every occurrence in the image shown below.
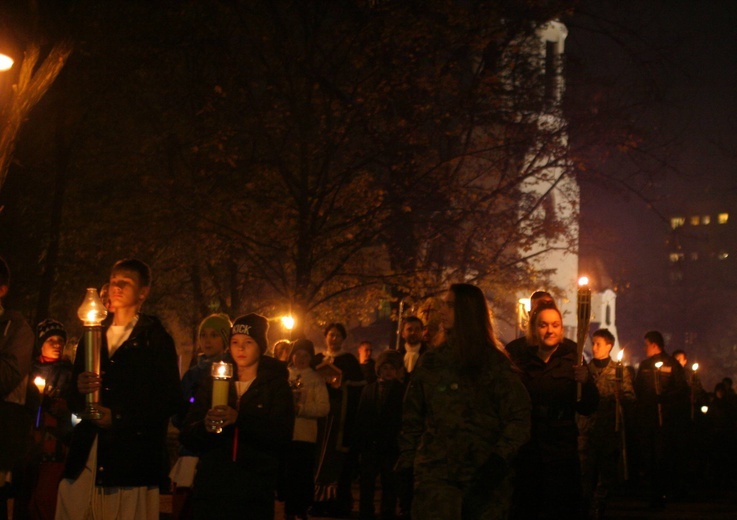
[77,288,108,420]
[691,363,699,421]
[654,361,663,427]
[615,349,628,480]
[576,276,592,401]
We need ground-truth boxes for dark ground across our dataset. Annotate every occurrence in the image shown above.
[157,484,737,519]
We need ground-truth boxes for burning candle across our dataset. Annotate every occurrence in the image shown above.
[33,376,46,394]
[33,376,46,428]
[211,361,233,408]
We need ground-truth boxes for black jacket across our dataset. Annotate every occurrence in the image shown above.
[64,314,181,486]
[353,379,405,454]
[179,354,295,506]
[510,340,599,463]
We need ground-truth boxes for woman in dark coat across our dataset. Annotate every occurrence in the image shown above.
[508,301,599,520]
[310,323,365,517]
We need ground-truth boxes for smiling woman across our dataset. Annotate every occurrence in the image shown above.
[507,300,599,520]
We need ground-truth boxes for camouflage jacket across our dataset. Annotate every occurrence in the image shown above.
[396,343,531,483]
[578,358,635,439]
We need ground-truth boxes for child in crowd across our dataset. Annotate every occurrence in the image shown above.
[13,319,73,520]
[284,339,330,520]
[179,314,294,519]
[170,313,231,519]
[354,350,406,520]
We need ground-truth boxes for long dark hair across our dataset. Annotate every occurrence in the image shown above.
[446,283,506,378]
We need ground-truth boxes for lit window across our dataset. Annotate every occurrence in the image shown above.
[690,252,699,261]
[670,217,685,229]
[669,252,684,263]
[718,251,729,260]
[690,215,700,226]
[702,215,711,225]
[718,213,729,224]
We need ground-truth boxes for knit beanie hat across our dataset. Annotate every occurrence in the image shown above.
[37,319,67,346]
[375,349,404,375]
[231,313,269,354]
[197,313,232,351]
[290,338,315,360]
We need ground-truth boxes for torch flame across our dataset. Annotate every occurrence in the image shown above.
[578,276,589,286]
[616,349,624,362]
[654,361,663,369]
[692,363,699,372]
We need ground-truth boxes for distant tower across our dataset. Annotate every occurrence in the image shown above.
[513,20,582,340]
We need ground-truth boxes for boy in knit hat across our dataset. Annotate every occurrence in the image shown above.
[13,319,74,519]
[180,313,294,520]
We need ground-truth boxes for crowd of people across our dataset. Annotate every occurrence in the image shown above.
[0,254,735,520]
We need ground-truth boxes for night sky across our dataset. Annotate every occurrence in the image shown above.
[568,0,737,387]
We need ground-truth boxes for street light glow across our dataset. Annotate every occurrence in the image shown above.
[281,315,295,330]
[0,53,13,71]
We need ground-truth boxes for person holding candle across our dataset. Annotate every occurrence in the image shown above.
[284,339,329,520]
[633,331,689,509]
[57,258,182,520]
[311,323,365,517]
[508,301,599,520]
[179,313,294,520]
[12,319,74,520]
[577,328,635,520]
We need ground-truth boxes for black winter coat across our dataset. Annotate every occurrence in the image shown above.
[179,354,294,515]
[64,314,181,487]
[353,379,405,454]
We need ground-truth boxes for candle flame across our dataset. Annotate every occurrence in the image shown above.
[701,405,709,414]
[578,276,589,286]
[616,349,624,362]
[654,361,663,369]
[33,376,46,393]
[211,361,232,379]
[692,363,699,371]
